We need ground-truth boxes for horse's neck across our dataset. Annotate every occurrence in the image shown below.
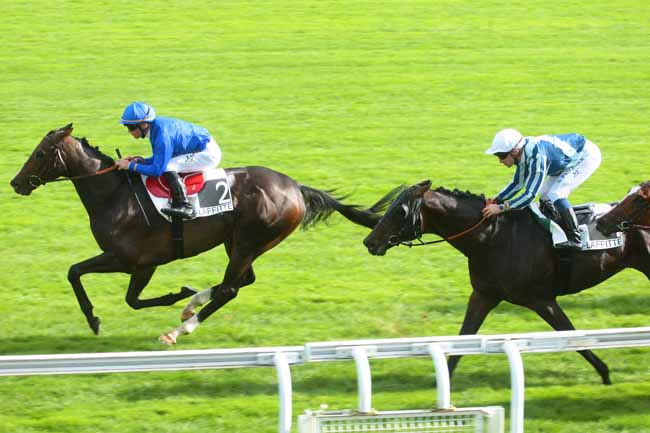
[71,171,126,217]
[67,146,127,219]
[422,193,486,251]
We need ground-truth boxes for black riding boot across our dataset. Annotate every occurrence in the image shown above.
[558,207,582,249]
[161,171,195,219]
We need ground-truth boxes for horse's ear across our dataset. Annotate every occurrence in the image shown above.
[60,123,73,136]
[414,180,432,195]
[640,186,650,200]
[49,124,73,143]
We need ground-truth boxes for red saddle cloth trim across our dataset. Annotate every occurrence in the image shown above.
[145,172,205,198]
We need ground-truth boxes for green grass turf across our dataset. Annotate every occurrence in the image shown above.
[2,1,650,432]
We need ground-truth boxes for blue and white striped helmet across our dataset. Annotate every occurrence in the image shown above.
[119,102,156,125]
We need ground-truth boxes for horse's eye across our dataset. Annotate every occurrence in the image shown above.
[35,150,45,159]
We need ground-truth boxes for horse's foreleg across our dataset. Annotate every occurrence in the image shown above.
[530,299,611,384]
[68,252,129,334]
[447,290,500,379]
[125,267,197,309]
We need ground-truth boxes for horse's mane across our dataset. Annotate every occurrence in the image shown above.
[433,186,486,202]
[76,136,115,165]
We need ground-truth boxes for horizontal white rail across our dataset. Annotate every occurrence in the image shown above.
[302,327,650,361]
[1,327,649,433]
[0,346,304,376]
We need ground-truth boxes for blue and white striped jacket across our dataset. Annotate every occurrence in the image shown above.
[496,133,586,209]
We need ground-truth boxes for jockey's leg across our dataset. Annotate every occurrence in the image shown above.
[161,171,195,219]
[555,198,582,248]
[549,141,602,249]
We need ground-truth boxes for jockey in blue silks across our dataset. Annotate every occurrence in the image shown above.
[482,128,602,249]
[115,102,221,219]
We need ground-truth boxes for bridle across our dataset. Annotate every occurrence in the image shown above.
[26,141,117,188]
[384,195,488,248]
[614,192,650,231]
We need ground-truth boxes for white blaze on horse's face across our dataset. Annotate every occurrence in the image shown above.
[627,185,641,196]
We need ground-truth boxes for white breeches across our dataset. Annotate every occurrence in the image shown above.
[166,139,221,173]
[538,140,602,203]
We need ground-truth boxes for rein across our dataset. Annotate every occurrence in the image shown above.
[28,146,118,187]
[399,215,488,247]
[47,165,118,182]
[391,195,488,248]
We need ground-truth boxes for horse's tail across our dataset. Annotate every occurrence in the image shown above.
[299,184,405,229]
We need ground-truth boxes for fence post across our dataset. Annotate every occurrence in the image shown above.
[503,341,524,433]
[274,352,292,433]
[351,347,373,413]
[427,344,451,409]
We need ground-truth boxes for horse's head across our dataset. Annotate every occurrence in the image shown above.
[363,180,432,256]
[597,182,650,235]
[10,124,78,195]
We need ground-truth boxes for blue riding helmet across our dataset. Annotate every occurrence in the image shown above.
[119,102,156,125]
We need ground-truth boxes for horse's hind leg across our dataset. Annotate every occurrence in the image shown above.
[160,251,256,344]
[68,252,129,334]
[125,267,197,309]
[530,299,611,385]
[180,238,256,321]
[180,267,255,321]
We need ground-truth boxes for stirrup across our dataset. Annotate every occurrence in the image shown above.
[556,239,583,250]
[162,204,196,219]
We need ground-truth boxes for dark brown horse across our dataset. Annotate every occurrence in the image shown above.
[363,180,650,384]
[597,181,650,236]
[10,124,397,344]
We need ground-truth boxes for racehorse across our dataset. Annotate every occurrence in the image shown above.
[597,181,650,236]
[363,180,650,384]
[10,124,398,344]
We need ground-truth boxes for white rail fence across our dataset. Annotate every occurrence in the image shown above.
[1,327,650,433]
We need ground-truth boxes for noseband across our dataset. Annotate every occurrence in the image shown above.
[614,193,650,231]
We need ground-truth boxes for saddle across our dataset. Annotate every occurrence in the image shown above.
[138,168,234,260]
[145,172,205,199]
[536,202,623,251]
[141,167,233,221]
[535,202,624,296]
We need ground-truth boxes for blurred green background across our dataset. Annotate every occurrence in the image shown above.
[1,1,649,432]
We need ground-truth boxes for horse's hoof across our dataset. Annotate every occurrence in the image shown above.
[180,286,198,297]
[602,375,612,385]
[180,308,195,322]
[159,333,177,345]
[89,316,101,335]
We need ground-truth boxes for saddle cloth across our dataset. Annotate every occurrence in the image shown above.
[142,168,234,221]
[530,202,624,251]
